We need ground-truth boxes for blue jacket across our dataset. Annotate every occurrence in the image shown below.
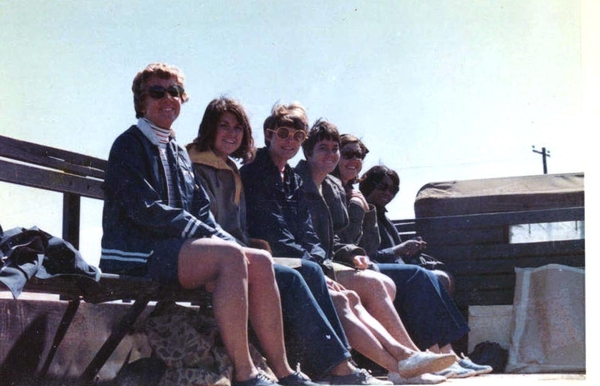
[240,147,328,265]
[100,125,234,276]
[294,160,365,265]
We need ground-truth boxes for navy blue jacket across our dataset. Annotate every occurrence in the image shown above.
[240,147,328,265]
[100,125,234,276]
[374,206,403,263]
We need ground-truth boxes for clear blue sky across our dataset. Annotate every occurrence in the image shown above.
[1,0,595,266]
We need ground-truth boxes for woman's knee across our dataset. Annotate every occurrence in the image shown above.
[245,248,275,280]
[344,289,361,308]
[178,238,247,288]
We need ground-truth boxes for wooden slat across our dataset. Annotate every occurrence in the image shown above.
[417,207,585,231]
[0,135,106,179]
[0,159,104,199]
[426,239,585,264]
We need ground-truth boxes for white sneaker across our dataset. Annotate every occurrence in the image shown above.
[458,357,493,375]
[388,372,447,385]
[396,351,456,379]
[434,362,476,379]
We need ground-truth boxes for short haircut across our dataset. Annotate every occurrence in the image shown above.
[132,63,189,119]
[359,165,400,198]
[302,118,340,158]
[340,134,369,158]
[263,102,309,146]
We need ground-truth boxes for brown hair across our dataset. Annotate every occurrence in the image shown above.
[263,102,309,146]
[302,118,340,158]
[131,63,189,118]
[331,134,370,186]
[189,97,255,164]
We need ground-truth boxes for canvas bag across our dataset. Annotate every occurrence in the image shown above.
[506,264,585,373]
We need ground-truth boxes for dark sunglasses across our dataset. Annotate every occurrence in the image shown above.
[146,85,185,100]
[340,148,364,160]
[375,182,399,195]
[268,127,307,143]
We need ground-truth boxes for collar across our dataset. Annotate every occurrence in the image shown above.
[137,118,175,146]
[188,147,243,206]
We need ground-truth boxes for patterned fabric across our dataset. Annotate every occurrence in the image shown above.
[144,302,274,386]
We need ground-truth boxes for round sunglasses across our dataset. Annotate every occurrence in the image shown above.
[146,84,185,100]
[267,127,307,143]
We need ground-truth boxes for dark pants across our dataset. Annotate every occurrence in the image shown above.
[377,263,470,350]
[275,261,351,377]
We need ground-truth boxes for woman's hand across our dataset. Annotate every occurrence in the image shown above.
[326,277,346,292]
[352,255,371,270]
[398,237,427,257]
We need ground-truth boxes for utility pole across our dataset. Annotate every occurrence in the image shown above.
[532,146,550,174]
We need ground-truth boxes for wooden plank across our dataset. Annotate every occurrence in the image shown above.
[0,135,106,179]
[416,207,585,231]
[0,160,104,199]
[426,239,585,262]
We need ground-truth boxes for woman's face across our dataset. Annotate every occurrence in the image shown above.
[213,111,244,159]
[338,142,364,183]
[142,76,182,129]
[307,138,340,175]
[365,175,398,208]
[267,126,305,164]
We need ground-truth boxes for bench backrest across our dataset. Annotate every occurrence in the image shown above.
[0,135,107,249]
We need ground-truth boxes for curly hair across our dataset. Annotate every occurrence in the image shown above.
[189,97,255,164]
[359,165,400,198]
[132,63,190,118]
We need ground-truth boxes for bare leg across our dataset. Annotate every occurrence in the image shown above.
[336,269,420,351]
[429,344,460,359]
[178,237,257,382]
[326,278,418,372]
[244,247,295,379]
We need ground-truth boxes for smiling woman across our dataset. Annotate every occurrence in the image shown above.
[98,64,314,386]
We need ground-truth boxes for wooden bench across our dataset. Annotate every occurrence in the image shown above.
[0,134,210,383]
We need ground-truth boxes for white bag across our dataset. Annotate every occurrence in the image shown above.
[506,264,585,373]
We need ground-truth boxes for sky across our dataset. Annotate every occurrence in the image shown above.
[0,0,597,267]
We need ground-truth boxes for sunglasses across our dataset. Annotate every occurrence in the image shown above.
[375,182,399,195]
[268,127,307,143]
[146,85,185,100]
[340,148,364,160]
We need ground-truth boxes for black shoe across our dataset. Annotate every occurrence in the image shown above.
[278,371,320,385]
[233,372,281,386]
[321,369,393,385]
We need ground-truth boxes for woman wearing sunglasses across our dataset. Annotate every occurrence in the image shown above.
[295,120,462,384]
[100,63,304,386]
[331,135,491,379]
[186,96,368,384]
[240,103,458,385]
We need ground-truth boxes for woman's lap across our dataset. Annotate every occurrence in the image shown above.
[376,263,469,349]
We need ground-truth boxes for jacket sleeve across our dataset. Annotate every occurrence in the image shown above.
[241,165,327,263]
[104,133,219,240]
[373,247,398,264]
[332,234,367,264]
